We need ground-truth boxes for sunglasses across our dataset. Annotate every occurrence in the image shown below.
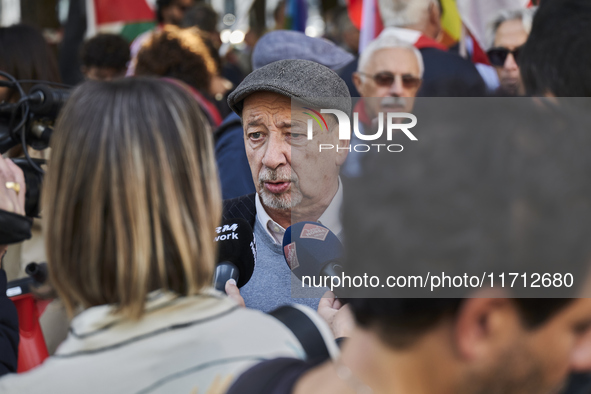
[358,71,422,89]
[487,45,523,66]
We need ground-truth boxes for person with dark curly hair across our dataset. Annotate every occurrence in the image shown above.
[80,34,130,81]
[134,25,223,127]
[127,0,195,76]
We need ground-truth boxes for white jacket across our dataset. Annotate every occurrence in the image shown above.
[0,289,306,393]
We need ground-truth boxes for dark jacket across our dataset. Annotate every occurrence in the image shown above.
[222,193,257,229]
[417,47,486,97]
[0,269,19,376]
[214,113,256,200]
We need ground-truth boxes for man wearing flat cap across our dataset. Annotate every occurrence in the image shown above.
[224,59,352,313]
[215,30,355,200]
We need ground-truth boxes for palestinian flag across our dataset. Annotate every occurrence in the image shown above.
[86,0,156,41]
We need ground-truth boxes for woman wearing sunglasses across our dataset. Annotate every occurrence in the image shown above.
[487,8,537,96]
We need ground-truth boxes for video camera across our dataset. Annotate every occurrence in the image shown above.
[0,71,70,217]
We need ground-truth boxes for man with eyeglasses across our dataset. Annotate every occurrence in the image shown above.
[342,34,422,177]
[353,33,423,118]
[487,8,537,96]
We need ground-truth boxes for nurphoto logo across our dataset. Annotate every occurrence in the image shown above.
[304,108,418,153]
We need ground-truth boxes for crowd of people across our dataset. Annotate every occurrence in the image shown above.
[1,0,591,393]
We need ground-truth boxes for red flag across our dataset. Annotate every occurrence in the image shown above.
[348,0,383,52]
[468,31,490,65]
[93,0,154,25]
[347,0,364,30]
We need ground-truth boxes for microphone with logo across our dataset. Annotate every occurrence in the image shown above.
[213,218,256,293]
[282,222,344,294]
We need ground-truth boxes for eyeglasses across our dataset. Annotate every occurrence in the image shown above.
[358,71,422,89]
[487,45,523,66]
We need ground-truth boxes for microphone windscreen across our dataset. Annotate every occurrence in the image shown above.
[282,221,342,281]
[215,218,256,287]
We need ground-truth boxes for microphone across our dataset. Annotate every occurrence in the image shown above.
[282,221,344,282]
[213,218,256,293]
[27,84,70,117]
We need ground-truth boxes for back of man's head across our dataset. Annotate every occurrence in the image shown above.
[342,97,591,346]
[349,298,572,349]
[520,0,591,96]
[181,3,218,33]
[80,34,130,80]
[251,30,354,71]
[378,0,438,29]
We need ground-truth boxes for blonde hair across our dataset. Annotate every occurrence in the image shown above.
[44,78,221,319]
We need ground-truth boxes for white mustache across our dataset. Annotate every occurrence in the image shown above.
[258,167,298,184]
[381,96,407,107]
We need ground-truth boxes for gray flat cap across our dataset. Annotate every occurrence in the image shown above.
[228,59,352,117]
[252,30,355,71]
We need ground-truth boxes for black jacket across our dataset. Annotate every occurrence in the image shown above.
[418,47,486,97]
[222,193,257,230]
[0,268,19,376]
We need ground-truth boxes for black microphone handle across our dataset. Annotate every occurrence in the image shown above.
[214,261,240,293]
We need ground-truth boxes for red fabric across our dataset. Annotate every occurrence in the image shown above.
[415,35,448,51]
[12,294,49,373]
[162,78,223,127]
[469,32,491,65]
[354,99,372,126]
[94,0,154,25]
[373,0,384,38]
[347,0,363,30]
[348,0,384,37]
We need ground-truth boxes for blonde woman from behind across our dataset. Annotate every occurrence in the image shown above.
[0,78,306,394]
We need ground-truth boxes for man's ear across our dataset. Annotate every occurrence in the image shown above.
[454,297,520,362]
[352,72,364,96]
[335,136,350,166]
[429,2,443,38]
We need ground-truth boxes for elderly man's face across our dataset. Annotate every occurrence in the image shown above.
[242,92,348,218]
[492,19,528,96]
[353,47,421,119]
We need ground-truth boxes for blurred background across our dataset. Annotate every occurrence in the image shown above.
[0,0,539,86]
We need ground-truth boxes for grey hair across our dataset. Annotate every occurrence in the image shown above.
[378,0,438,28]
[487,7,537,49]
[358,32,425,78]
